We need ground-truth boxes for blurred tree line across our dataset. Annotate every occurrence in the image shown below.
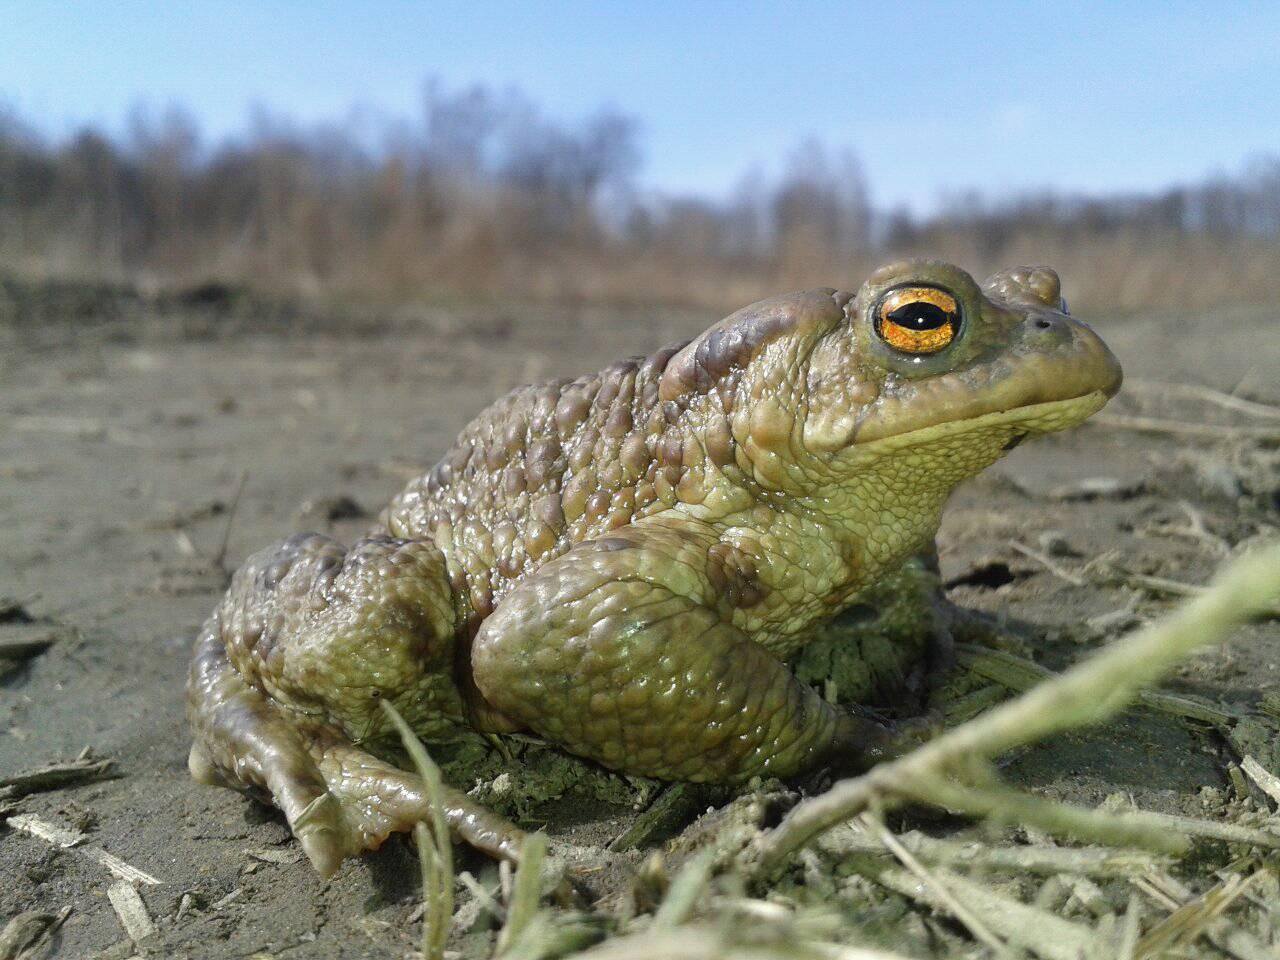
[2,81,1278,312]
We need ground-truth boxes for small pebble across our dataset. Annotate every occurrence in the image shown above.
[1036,530,1076,557]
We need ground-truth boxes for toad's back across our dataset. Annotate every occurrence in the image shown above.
[378,338,696,619]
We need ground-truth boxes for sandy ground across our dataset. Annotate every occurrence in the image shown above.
[2,286,1278,958]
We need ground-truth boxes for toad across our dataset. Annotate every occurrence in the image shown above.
[187,259,1122,873]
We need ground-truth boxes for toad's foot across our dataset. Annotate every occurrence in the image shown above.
[187,620,524,875]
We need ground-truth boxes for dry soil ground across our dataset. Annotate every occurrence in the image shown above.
[1,283,1278,958]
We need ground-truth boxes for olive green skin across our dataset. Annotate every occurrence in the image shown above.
[187,259,1122,874]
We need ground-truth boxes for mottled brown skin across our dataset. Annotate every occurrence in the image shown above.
[187,260,1122,874]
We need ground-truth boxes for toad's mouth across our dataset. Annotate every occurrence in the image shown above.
[843,390,1111,468]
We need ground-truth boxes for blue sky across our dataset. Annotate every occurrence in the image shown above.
[5,1,1279,213]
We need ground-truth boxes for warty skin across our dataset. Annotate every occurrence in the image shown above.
[187,258,1122,874]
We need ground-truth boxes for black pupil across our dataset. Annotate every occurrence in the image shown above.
[886,301,951,331]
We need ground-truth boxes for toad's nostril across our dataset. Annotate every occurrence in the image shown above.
[1033,317,1054,330]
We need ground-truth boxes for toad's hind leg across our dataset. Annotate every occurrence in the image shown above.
[186,534,525,874]
[188,624,523,874]
[471,519,900,783]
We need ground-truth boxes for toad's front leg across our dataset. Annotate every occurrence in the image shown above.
[471,518,897,782]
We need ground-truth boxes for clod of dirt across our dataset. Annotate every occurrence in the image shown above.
[1192,460,1247,500]
[1047,476,1146,501]
[945,560,1025,590]
[1229,715,1280,777]
[173,281,244,311]
[294,493,368,526]
[0,906,71,960]
[0,602,57,677]
[0,600,35,625]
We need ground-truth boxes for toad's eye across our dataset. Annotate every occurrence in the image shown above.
[875,286,959,354]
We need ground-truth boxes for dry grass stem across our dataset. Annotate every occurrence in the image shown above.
[458,870,506,923]
[1239,756,1280,807]
[1007,540,1085,586]
[850,860,1094,960]
[496,831,549,956]
[106,880,156,945]
[574,923,922,960]
[817,824,1167,879]
[1137,869,1192,906]
[1133,872,1259,958]
[1122,810,1280,849]
[1127,379,1280,421]
[212,469,248,573]
[1148,501,1233,556]
[1113,570,1205,599]
[210,888,244,911]
[651,848,717,929]
[858,814,1010,957]
[897,777,1191,855]
[1102,567,1280,619]
[412,823,448,960]
[954,644,1242,725]
[1112,894,1142,960]
[381,700,454,960]
[11,415,150,447]
[6,813,162,885]
[0,756,116,799]
[942,684,1008,725]
[1089,413,1280,445]
[1129,876,1181,911]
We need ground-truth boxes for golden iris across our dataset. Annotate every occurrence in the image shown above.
[876,287,959,354]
